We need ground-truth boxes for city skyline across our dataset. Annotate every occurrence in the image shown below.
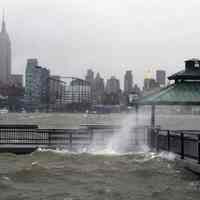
[0,9,167,88]
[0,11,167,91]
[2,0,200,87]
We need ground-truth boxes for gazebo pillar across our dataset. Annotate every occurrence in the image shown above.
[150,104,157,150]
[135,104,139,145]
[151,105,155,128]
[135,104,139,126]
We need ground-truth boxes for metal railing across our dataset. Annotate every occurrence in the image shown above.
[0,126,94,149]
[149,128,200,164]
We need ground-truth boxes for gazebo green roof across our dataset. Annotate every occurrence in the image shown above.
[137,59,200,106]
[138,82,200,105]
[168,59,200,81]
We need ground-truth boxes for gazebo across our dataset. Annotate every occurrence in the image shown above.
[135,59,200,165]
[137,58,200,128]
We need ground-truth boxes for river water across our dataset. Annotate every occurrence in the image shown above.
[0,112,200,200]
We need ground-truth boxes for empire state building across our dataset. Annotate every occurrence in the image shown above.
[0,15,11,84]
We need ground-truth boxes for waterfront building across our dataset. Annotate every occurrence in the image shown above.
[124,70,133,93]
[156,70,166,87]
[49,76,61,104]
[0,14,11,84]
[63,79,91,104]
[9,74,23,87]
[143,78,159,91]
[132,84,141,94]
[25,59,38,105]
[25,59,50,110]
[85,69,96,104]
[106,76,120,94]
[104,76,121,105]
[93,72,105,104]
[85,69,94,84]
[0,83,24,111]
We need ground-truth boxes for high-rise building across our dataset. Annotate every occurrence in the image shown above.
[25,59,50,110]
[25,59,38,102]
[9,74,23,87]
[124,70,133,93]
[94,73,104,94]
[156,70,166,87]
[143,78,159,91]
[93,72,105,104]
[85,69,95,102]
[0,13,11,84]
[106,76,120,94]
[64,79,91,104]
[85,69,94,84]
[49,75,62,105]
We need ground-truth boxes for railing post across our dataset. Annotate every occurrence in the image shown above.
[180,132,184,160]
[48,130,52,147]
[135,105,139,145]
[0,128,1,145]
[152,129,159,152]
[151,105,155,129]
[167,130,170,152]
[198,135,200,164]
[156,129,159,152]
[89,128,93,145]
[69,132,73,150]
[147,126,153,148]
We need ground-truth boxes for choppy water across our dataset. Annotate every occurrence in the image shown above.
[0,112,200,199]
[1,110,200,130]
[0,150,199,200]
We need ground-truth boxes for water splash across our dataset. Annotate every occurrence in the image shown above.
[158,151,176,161]
[88,111,149,154]
[38,111,149,155]
[105,113,136,153]
[37,147,70,154]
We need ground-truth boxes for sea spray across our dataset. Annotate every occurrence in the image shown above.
[39,111,150,155]
[105,112,138,153]
[158,151,176,161]
[87,111,149,154]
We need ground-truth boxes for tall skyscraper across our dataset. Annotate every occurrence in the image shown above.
[124,70,133,93]
[93,72,105,104]
[106,76,120,94]
[85,69,94,84]
[25,59,50,110]
[0,13,11,84]
[156,70,166,87]
[94,73,104,93]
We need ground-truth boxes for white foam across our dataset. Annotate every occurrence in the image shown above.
[37,148,70,155]
[158,151,176,161]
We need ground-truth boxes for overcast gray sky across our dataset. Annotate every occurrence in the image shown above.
[1,0,200,87]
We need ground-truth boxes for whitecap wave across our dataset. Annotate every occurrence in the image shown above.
[158,151,176,161]
[37,148,70,155]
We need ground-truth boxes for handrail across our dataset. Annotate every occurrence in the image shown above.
[149,127,200,164]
